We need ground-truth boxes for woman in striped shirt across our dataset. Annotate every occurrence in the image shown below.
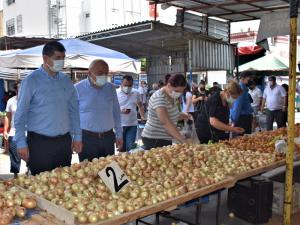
[142,74,190,150]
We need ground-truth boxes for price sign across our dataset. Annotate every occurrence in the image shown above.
[99,161,130,193]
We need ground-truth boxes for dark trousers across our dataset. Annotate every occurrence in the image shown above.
[122,126,137,151]
[79,130,115,162]
[8,136,21,174]
[27,132,72,175]
[234,114,253,135]
[142,137,172,150]
[266,109,286,131]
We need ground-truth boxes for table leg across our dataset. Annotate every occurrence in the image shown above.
[216,191,221,225]
[195,198,202,225]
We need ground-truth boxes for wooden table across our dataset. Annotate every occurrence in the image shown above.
[19,158,294,225]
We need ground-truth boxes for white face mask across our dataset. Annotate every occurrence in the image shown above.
[95,75,107,87]
[171,91,182,99]
[122,86,132,94]
[48,59,64,72]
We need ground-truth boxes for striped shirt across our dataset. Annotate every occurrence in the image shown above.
[142,89,179,140]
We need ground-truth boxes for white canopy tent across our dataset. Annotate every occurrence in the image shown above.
[0,39,141,75]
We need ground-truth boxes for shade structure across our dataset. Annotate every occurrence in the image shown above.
[0,39,140,74]
[239,54,289,72]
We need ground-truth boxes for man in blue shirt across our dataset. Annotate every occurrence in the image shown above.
[14,41,82,175]
[75,59,123,161]
[230,71,253,135]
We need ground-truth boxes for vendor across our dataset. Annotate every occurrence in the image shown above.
[141,74,190,150]
[195,80,245,143]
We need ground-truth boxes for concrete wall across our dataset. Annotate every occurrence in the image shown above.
[3,0,49,37]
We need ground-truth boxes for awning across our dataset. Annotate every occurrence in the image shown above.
[256,9,300,43]
[238,45,264,56]
[150,0,290,22]
[239,54,288,72]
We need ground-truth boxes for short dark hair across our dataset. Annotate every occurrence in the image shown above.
[168,74,187,88]
[213,82,219,85]
[268,76,276,81]
[165,74,171,84]
[122,75,133,83]
[248,80,256,86]
[199,80,206,85]
[240,70,253,78]
[42,41,66,56]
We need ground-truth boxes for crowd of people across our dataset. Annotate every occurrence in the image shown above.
[1,41,289,177]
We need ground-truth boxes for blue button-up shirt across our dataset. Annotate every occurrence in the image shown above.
[75,79,122,138]
[230,82,253,123]
[14,66,82,149]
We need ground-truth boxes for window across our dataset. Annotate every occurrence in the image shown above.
[17,15,22,33]
[7,0,15,6]
[6,18,15,36]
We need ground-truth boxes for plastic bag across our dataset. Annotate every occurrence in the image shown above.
[181,120,200,144]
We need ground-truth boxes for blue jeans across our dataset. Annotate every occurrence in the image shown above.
[122,126,137,151]
[9,136,21,174]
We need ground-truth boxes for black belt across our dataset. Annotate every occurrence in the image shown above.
[82,129,113,138]
[28,131,70,139]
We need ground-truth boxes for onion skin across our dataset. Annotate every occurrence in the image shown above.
[22,198,37,209]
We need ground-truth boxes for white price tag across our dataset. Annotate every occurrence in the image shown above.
[98,161,130,193]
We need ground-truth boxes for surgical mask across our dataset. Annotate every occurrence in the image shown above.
[95,75,107,87]
[226,96,236,105]
[171,91,182,99]
[122,86,132,94]
[48,60,64,72]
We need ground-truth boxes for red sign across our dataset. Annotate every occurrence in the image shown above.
[149,3,159,18]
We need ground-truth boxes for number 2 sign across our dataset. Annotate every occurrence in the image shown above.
[99,161,130,193]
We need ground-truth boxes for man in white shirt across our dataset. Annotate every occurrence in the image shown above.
[117,76,145,151]
[138,80,148,109]
[249,80,262,114]
[4,83,20,177]
[260,76,287,130]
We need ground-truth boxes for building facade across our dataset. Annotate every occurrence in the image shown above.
[1,0,178,38]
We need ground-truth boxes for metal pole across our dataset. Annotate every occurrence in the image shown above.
[188,39,193,83]
[284,1,298,225]
[154,1,157,22]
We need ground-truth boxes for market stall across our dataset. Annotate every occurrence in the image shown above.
[1,125,299,225]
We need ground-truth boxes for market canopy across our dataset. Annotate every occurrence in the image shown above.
[150,0,290,22]
[239,54,289,73]
[257,9,300,44]
[0,39,140,73]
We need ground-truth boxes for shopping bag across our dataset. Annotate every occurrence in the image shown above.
[182,120,200,144]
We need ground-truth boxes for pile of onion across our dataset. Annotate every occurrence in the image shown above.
[0,180,37,225]
[15,142,276,224]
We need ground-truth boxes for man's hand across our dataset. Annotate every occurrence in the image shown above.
[116,138,123,149]
[72,141,83,153]
[179,112,191,121]
[231,127,245,134]
[3,131,9,141]
[17,147,29,162]
[282,106,287,112]
[121,109,130,114]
